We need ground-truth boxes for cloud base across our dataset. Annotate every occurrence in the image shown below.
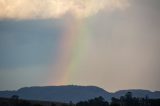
[0,0,129,19]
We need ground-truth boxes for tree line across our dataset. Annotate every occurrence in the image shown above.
[0,92,160,106]
[76,92,160,106]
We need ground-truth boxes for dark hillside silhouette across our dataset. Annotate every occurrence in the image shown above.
[0,92,160,106]
[0,86,160,103]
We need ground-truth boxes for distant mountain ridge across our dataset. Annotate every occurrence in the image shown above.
[0,85,160,103]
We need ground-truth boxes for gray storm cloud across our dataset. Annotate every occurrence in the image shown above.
[0,0,129,19]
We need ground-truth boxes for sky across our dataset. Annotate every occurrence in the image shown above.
[0,0,160,92]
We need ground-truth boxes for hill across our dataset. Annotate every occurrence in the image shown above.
[0,85,159,103]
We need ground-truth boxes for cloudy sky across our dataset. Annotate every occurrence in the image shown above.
[0,0,160,92]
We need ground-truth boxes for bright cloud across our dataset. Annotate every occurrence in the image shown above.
[0,0,129,19]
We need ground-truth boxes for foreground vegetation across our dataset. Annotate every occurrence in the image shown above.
[76,92,160,106]
[0,92,160,106]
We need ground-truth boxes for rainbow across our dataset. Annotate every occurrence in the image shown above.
[50,18,92,85]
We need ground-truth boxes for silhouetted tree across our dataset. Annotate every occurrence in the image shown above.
[11,95,19,106]
[33,104,43,106]
[76,96,109,106]
[110,97,120,106]
[61,103,70,106]
[69,101,74,106]
[51,103,56,106]
[76,101,88,106]
[125,92,133,106]
[18,100,31,106]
